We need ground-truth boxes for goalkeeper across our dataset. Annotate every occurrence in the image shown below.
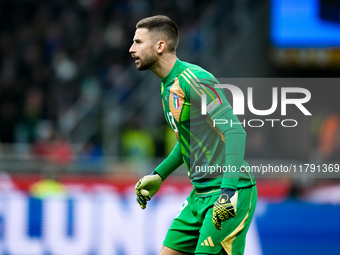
[130,15,256,255]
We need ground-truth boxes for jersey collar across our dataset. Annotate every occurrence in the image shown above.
[161,58,181,85]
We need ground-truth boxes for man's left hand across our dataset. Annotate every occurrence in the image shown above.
[213,188,238,230]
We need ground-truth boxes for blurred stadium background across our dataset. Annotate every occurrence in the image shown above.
[0,0,339,254]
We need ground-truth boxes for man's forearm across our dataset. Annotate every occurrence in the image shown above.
[220,132,246,189]
[154,142,183,180]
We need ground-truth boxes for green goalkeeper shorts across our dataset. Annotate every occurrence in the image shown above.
[163,185,257,255]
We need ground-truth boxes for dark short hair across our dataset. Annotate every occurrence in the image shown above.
[136,15,179,53]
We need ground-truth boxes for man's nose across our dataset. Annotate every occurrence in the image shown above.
[129,44,135,53]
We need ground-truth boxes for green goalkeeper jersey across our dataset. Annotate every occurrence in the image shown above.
[155,59,255,190]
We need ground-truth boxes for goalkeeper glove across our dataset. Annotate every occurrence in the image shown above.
[213,188,238,230]
[135,171,162,209]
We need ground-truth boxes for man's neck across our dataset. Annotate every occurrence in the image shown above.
[150,54,177,79]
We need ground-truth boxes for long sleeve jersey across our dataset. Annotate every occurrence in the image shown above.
[155,59,255,190]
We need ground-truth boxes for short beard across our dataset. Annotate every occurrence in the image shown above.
[137,51,158,71]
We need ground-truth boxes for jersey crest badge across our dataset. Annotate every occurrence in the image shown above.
[173,93,180,109]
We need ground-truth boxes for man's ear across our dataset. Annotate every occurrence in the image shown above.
[156,41,166,54]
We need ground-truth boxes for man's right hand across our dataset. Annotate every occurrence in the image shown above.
[135,172,163,209]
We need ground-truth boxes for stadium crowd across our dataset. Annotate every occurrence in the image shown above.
[0,0,339,168]
[0,0,221,146]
